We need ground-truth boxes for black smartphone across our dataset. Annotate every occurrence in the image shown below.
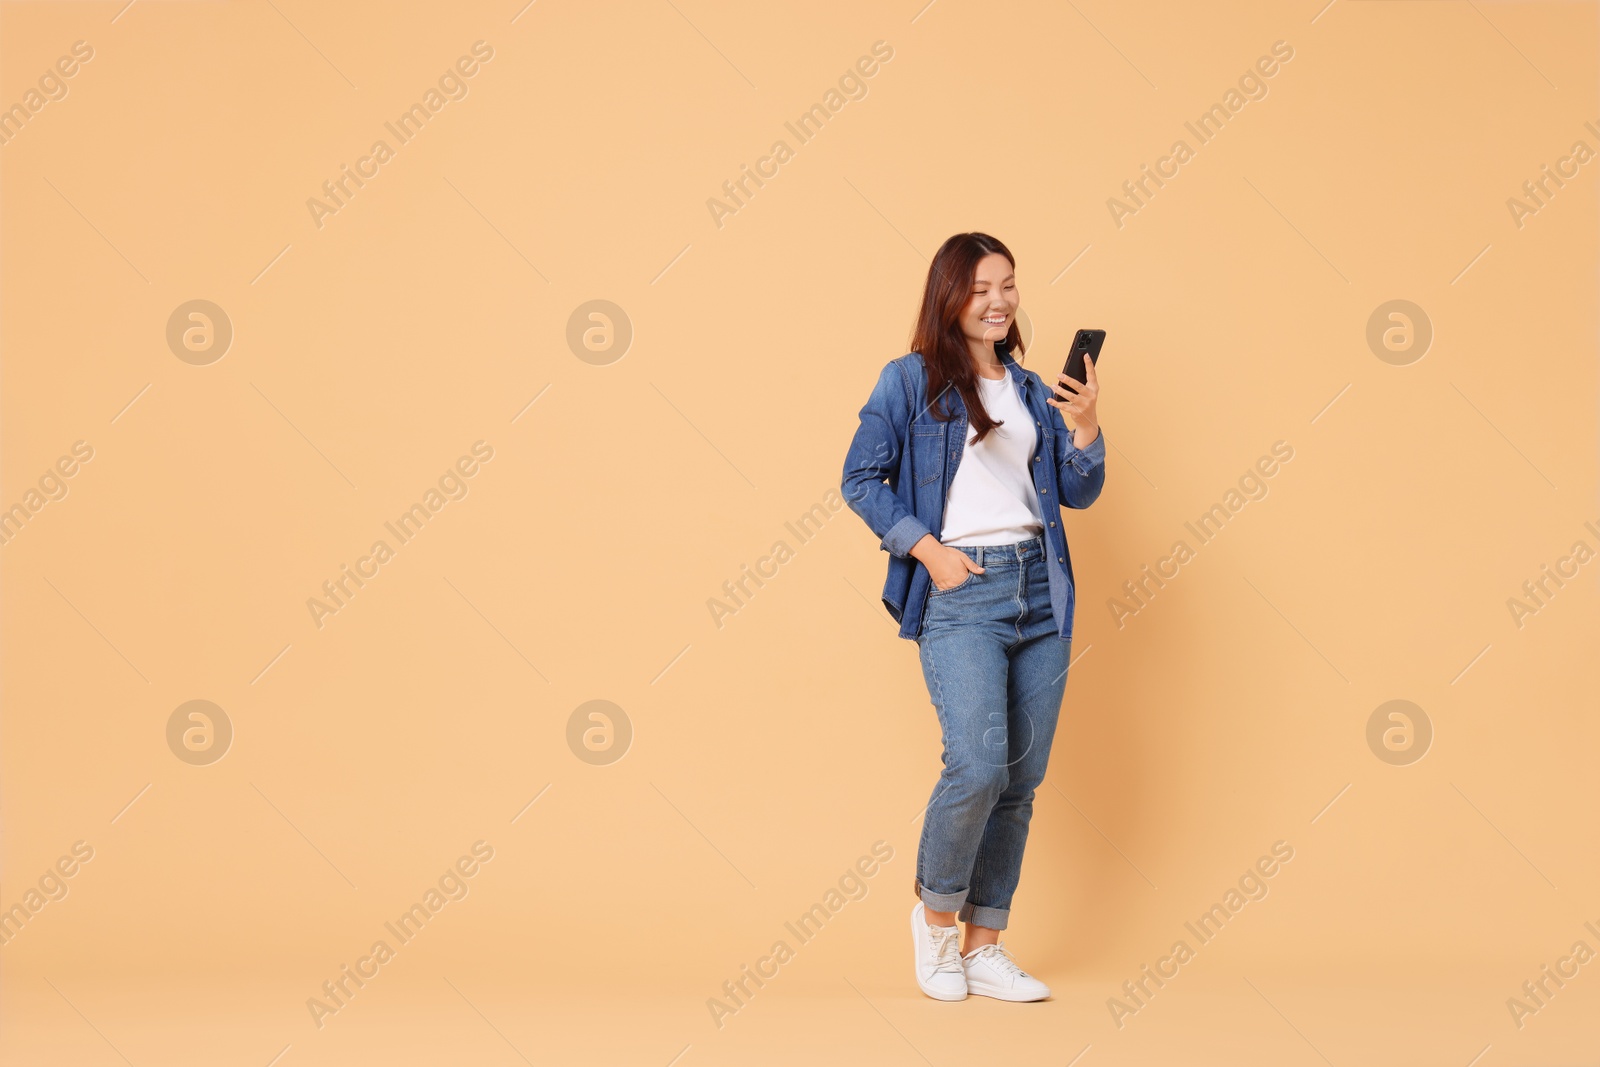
[1061,329,1106,393]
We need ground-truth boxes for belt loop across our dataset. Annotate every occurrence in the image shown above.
[977,545,984,567]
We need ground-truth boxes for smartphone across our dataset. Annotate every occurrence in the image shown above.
[1061,329,1106,392]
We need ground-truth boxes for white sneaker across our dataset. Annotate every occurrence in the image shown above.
[962,941,1051,1001]
[910,902,967,1000]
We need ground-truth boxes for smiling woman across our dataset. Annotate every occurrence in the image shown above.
[841,232,1109,1004]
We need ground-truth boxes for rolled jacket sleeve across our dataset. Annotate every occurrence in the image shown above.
[842,362,933,558]
[1055,419,1107,510]
[881,513,933,558]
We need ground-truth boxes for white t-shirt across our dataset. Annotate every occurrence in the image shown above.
[939,372,1045,547]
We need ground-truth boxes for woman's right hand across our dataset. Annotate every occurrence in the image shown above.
[911,535,985,590]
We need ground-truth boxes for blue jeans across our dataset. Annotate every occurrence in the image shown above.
[913,534,1069,931]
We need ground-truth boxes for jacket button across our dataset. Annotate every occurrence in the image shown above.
[1058,556,1064,563]
[1034,456,1040,462]
[1040,487,1048,494]
[1049,521,1056,527]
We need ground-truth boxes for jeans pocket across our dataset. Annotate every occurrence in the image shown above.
[927,570,975,597]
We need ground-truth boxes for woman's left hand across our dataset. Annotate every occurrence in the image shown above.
[1048,352,1100,434]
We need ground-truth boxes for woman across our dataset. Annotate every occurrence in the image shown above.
[840,232,1107,1002]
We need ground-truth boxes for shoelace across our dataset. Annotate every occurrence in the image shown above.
[972,941,1028,978]
[927,924,964,975]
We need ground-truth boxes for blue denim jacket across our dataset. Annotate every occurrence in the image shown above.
[840,349,1108,641]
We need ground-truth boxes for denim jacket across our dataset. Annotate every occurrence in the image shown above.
[840,349,1108,642]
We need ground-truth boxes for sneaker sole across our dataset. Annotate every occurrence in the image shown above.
[964,979,1050,1002]
[919,984,969,1002]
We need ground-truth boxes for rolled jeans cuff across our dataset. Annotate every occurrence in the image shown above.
[916,877,1012,931]
[917,881,969,916]
[957,901,1009,931]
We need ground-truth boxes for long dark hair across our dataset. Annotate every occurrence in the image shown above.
[910,232,1025,443]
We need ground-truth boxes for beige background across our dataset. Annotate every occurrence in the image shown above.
[3,1,1597,1064]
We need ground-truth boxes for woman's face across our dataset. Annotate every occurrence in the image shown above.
[961,253,1019,353]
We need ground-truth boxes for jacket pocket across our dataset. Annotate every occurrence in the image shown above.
[912,427,943,488]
